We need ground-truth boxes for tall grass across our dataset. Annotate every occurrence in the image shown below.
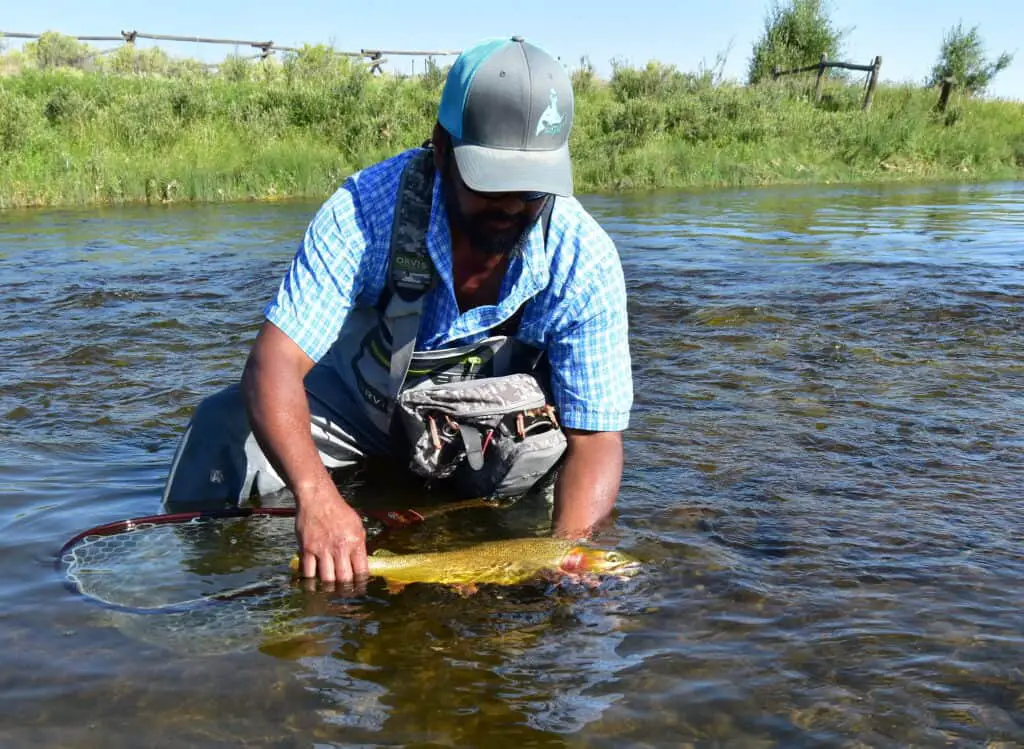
[1,41,1022,209]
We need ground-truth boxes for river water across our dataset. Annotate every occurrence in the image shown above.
[1,181,1023,747]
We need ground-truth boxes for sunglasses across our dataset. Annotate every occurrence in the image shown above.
[463,182,549,203]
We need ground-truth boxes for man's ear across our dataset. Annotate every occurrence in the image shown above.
[431,122,448,171]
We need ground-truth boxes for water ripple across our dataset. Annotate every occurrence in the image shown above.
[1,183,1023,746]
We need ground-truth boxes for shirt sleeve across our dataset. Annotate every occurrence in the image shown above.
[263,182,370,363]
[545,229,634,432]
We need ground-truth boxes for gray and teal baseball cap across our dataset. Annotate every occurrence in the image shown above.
[438,36,575,197]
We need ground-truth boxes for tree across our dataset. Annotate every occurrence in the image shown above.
[28,31,89,70]
[927,23,1013,96]
[748,0,848,84]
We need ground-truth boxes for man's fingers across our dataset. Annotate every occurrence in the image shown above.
[350,576,368,597]
[296,522,367,591]
[351,544,370,579]
[301,551,318,580]
[317,552,336,583]
[332,553,353,585]
[349,548,370,596]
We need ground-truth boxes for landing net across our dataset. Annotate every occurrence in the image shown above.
[55,500,486,654]
[60,510,303,614]
[57,506,424,615]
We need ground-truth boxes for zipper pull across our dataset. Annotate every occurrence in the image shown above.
[461,355,483,378]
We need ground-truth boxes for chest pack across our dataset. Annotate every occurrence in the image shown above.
[377,146,566,498]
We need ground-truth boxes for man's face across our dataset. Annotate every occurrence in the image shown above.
[441,149,549,257]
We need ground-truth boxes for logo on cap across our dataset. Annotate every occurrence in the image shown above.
[535,88,565,137]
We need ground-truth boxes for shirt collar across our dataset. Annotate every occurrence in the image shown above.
[425,172,551,342]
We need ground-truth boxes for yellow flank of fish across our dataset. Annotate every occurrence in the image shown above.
[289,536,640,587]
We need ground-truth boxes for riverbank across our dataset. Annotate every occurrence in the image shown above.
[2,57,1023,209]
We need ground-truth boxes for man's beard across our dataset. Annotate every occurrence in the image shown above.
[442,174,535,257]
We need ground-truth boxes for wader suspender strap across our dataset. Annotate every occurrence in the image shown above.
[384,149,438,409]
[383,147,557,414]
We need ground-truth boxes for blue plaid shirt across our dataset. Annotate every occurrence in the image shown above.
[264,148,633,432]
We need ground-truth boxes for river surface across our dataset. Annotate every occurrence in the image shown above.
[1,180,1023,747]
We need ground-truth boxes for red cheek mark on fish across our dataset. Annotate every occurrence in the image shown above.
[559,551,586,574]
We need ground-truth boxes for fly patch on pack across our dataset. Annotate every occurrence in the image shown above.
[394,373,567,498]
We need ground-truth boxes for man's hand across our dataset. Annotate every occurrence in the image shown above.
[552,429,624,539]
[294,477,369,587]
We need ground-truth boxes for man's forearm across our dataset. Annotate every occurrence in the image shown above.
[551,430,624,539]
[241,326,336,505]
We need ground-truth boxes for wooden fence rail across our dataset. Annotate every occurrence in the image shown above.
[0,30,461,73]
[773,54,882,111]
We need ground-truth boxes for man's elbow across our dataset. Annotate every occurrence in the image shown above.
[564,428,624,453]
[241,322,314,400]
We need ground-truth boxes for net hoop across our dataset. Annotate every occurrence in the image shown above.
[56,506,427,614]
[56,505,426,561]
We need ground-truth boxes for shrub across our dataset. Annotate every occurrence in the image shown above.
[43,86,95,126]
[219,55,253,84]
[609,60,696,101]
[0,88,39,151]
[28,32,90,70]
[926,23,1014,96]
[748,0,848,84]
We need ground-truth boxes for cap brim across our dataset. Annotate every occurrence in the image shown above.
[453,141,573,197]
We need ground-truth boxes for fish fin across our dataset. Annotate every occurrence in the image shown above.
[384,580,407,595]
[451,583,479,598]
[371,549,397,557]
[538,568,565,584]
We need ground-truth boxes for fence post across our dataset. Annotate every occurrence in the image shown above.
[814,53,827,102]
[367,50,383,75]
[862,55,882,111]
[772,64,780,80]
[936,76,955,113]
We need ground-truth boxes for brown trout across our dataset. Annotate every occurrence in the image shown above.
[290,537,641,593]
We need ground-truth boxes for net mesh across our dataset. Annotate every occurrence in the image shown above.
[59,513,337,656]
[101,591,310,657]
[61,514,299,613]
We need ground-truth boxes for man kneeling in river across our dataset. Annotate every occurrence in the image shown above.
[161,36,633,584]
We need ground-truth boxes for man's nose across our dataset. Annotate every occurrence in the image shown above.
[490,193,529,212]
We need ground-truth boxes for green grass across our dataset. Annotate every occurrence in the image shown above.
[1,49,1022,209]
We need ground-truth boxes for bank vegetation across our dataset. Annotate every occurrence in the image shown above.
[1,35,1022,209]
